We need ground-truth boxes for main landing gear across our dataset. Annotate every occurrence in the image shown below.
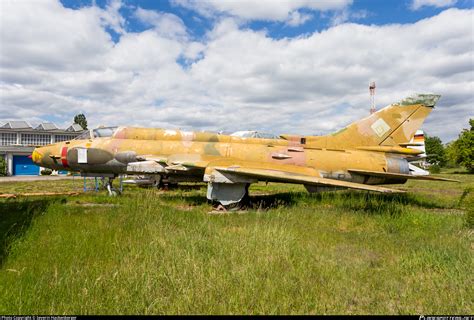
[207,182,250,212]
[106,177,122,197]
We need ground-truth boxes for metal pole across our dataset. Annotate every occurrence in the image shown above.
[369,81,376,114]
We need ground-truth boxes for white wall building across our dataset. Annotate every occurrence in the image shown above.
[0,121,85,176]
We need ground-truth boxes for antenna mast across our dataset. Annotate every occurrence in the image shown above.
[369,81,376,114]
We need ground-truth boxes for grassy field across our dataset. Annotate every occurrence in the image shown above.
[0,173,472,314]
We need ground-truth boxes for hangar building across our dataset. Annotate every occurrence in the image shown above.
[0,121,85,176]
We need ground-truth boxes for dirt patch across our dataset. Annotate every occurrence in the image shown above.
[0,192,80,198]
[174,204,195,211]
[427,208,465,215]
[68,202,118,207]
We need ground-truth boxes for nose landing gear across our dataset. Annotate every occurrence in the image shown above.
[106,177,122,197]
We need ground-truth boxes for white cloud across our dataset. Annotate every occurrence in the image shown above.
[98,0,126,34]
[0,1,472,142]
[285,11,313,27]
[411,0,457,10]
[331,9,369,26]
[134,7,187,38]
[172,0,352,21]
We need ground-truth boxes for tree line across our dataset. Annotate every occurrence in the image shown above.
[425,118,473,173]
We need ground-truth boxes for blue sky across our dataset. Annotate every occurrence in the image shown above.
[59,0,473,40]
[1,0,473,141]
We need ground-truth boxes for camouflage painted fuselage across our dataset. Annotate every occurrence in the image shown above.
[32,95,438,187]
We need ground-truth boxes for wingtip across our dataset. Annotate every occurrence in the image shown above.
[427,175,460,182]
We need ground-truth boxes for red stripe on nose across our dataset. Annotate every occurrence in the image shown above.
[61,146,69,167]
[28,155,32,159]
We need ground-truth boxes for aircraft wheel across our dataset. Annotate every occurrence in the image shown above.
[217,190,250,211]
[106,180,121,197]
[222,201,245,211]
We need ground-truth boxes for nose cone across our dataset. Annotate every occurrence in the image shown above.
[31,148,43,165]
[32,145,59,169]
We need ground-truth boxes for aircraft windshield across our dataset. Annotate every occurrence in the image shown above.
[74,127,118,140]
[74,131,91,140]
[230,131,280,139]
[93,127,118,138]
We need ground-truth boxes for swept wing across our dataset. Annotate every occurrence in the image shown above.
[206,163,403,193]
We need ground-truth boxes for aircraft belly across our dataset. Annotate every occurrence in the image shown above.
[72,162,127,174]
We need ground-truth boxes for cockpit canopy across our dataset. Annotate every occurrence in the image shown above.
[230,130,281,139]
[74,127,118,140]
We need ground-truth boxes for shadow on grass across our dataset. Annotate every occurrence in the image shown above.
[249,192,299,210]
[135,184,205,192]
[159,193,208,206]
[164,184,206,191]
[444,171,472,174]
[252,191,454,214]
[159,191,298,209]
[150,187,455,214]
[0,199,54,266]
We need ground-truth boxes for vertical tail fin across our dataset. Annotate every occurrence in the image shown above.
[319,94,440,149]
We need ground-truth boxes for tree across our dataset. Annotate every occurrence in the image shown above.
[425,135,446,167]
[74,113,88,130]
[445,141,457,168]
[450,119,474,173]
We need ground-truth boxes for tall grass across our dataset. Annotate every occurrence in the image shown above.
[0,174,472,314]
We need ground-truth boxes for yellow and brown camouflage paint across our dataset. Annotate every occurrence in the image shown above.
[32,94,441,188]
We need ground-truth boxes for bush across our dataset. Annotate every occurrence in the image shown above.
[41,169,52,175]
[0,156,6,176]
[429,164,441,174]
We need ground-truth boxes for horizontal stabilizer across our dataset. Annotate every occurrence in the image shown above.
[348,169,459,182]
[215,167,403,193]
[399,142,424,147]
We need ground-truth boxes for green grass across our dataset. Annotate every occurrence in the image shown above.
[0,178,85,194]
[0,174,473,314]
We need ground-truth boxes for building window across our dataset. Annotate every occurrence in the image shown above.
[21,133,51,146]
[0,133,17,146]
[55,135,76,142]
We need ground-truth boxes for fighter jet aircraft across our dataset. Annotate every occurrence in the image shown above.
[32,93,456,210]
